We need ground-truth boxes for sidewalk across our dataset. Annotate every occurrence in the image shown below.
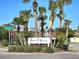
[0,48,8,53]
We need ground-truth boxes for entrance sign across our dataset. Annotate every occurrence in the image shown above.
[28,38,51,47]
[70,37,79,43]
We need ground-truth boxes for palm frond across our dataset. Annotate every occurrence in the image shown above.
[38,7,46,14]
[22,0,30,3]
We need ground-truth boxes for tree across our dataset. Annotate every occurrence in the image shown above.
[0,26,7,41]
[55,28,65,48]
[22,0,38,37]
[48,0,57,47]
[64,19,72,38]
[77,25,79,31]
[12,17,24,46]
[0,25,12,46]
[38,7,47,37]
[57,0,72,29]
[49,0,57,37]
[20,10,32,45]
[63,19,72,50]
[12,17,22,32]
[20,10,32,31]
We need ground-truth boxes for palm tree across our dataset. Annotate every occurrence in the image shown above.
[49,0,57,37]
[63,19,71,50]
[12,16,24,46]
[12,17,22,32]
[20,10,32,31]
[48,0,57,47]
[20,10,32,45]
[57,0,72,30]
[22,0,38,37]
[64,19,72,38]
[38,7,47,37]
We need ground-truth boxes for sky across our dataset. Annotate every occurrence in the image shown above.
[0,0,79,29]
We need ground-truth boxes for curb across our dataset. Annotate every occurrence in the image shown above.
[1,51,79,55]
[0,48,79,55]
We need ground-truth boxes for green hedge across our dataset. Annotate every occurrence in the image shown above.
[42,47,54,53]
[0,40,8,46]
[24,45,33,52]
[9,45,54,53]
[32,46,42,52]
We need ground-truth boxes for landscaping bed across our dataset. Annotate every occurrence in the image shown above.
[9,45,54,53]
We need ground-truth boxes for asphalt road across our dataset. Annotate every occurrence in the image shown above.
[0,48,79,59]
[0,53,79,59]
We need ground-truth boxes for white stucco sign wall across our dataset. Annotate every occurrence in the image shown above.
[70,37,79,43]
[28,37,51,47]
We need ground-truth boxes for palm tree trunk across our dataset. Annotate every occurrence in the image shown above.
[19,33,23,46]
[34,12,38,37]
[39,20,41,37]
[41,20,44,37]
[49,16,54,47]
[24,21,28,45]
[40,13,44,37]
[60,18,62,30]
[49,16,54,37]
[66,27,68,38]
[59,7,64,30]
[23,38,26,45]
[17,24,20,32]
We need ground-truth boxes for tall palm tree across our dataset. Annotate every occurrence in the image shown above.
[49,0,57,37]
[38,7,47,37]
[57,0,72,30]
[64,19,72,38]
[20,10,32,45]
[48,0,57,47]
[22,0,38,37]
[12,16,24,46]
[33,0,38,37]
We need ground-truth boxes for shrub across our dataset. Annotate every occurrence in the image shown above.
[9,45,54,53]
[24,45,33,52]
[42,47,54,53]
[32,46,42,52]
[9,45,16,52]
[0,40,8,46]
[9,45,24,52]
[14,45,24,52]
